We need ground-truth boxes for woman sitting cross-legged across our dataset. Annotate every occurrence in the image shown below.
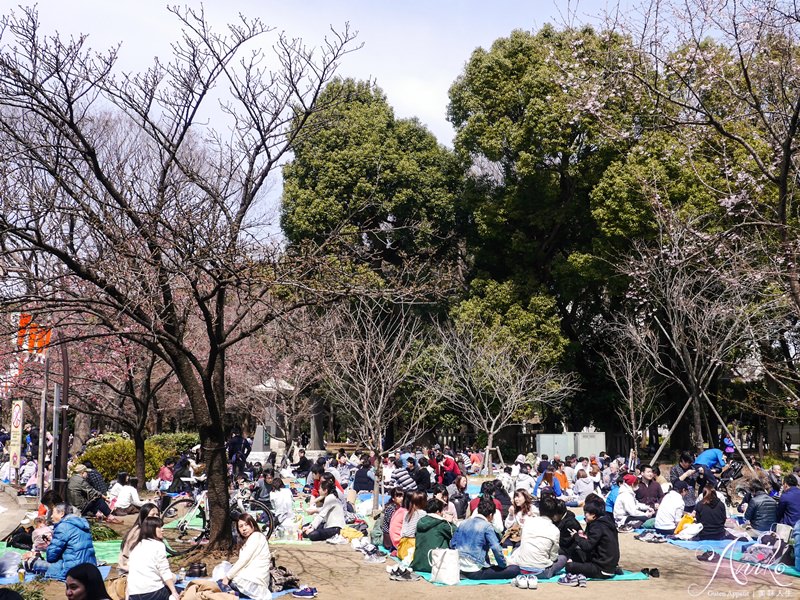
[397,490,428,561]
[450,496,521,580]
[302,479,345,542]
[218,514,271,600]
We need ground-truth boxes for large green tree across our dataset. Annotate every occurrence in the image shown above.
[282,78,463,270]
[447,25,637,429]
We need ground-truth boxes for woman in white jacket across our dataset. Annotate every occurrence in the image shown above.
[220,514,272,600]
[613,474,654,528]
[508,494,568,579]
[126,516,179,600]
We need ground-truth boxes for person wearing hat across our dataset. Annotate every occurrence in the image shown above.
[654,480,689,535]
[66,465,121,524]
[612,473,654,530]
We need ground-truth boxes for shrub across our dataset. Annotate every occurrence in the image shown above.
[147,432,200,453]
[761,454,794,473]
[6,582,45,600]
[78,439,172,481]
[85,432,128,448]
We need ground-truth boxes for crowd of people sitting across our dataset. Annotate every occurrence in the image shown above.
[9,430,800,596]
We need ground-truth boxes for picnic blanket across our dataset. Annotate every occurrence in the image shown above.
[0,565,112,584]
[413,569,649,586]
[177,578,299,597]
[667,538,750,557]
[0,540,122,564]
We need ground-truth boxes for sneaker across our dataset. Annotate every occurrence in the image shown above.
[577,574,588,588]
[391,568,421,582]
[513,574,538,589]
[326,534,349,545]
[361,542,379,554]
[292,587,318,598]
[364,554,387,564]
[618,525,634,533]
[558,574,581,587]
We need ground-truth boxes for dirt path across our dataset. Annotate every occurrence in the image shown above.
[30,530,798,599]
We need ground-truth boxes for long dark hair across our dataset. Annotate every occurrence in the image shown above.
[121,502,158,549]
[405,490,427,521]
[236,513,261,544]
[134,516,163,548]
[65,563,110,599]
[702,483,719,507]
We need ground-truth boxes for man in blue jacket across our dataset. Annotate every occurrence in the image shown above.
[778,475,800,526]
[26,504,97,580]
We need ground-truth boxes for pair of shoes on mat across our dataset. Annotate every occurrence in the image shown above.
[326,534,348,545]
[388,565,420,582]
[512,574,538,589]
[641,568,660,578]
[292,586,318,598]
[557,573,587,587]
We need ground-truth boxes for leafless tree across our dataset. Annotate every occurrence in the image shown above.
[601,320,667,454]
[622,212,775,455]
[0,5,362,547]
[323,300,435,509]
[226,308,331,451]
[426,324,578,474]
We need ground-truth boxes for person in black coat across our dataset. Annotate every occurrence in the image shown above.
[492,479,512,521]
[565,495,620,579]
[554,498,583,561]
[695,483,729,540]
[292,449,312,478]
[413,457,431,492]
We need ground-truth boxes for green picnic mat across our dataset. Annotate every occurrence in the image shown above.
[0,540,122,564]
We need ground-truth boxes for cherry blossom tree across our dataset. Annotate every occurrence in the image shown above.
[0,5,362,548]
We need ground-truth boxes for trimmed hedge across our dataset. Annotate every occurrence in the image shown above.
[78,439,172,481]
[147,432,200,453]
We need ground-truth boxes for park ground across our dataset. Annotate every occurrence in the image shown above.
[1,491,796,600]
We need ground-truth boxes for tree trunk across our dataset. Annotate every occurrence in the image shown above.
[201,421,232,548]
[767,416,783,457]
[756,417,764,459]
[70,412,91,456]
[309,395,324,451]
[690,395,704,453]
[133,429,146,490]
[481,432,495,477]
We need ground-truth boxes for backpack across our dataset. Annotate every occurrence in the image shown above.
[269,558,300,592]
[371,511,384,546]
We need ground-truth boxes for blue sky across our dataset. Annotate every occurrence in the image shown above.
[21,0,622,145]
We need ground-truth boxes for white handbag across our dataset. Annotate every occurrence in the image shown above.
[429,548,460,585]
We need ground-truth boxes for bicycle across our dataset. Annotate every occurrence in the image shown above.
[161,475,276,556]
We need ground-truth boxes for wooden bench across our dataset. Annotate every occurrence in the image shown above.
[324,443,366,455]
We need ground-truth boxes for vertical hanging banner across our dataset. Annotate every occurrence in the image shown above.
[9,399,23,468]
[0,313,51,399]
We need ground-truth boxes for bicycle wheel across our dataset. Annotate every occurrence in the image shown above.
[235,499,276,539]
[161,497,207,555]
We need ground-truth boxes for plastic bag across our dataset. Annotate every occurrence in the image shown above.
[0,551,21,578]
[212,561,232,581]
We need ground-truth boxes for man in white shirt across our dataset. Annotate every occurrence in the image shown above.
[654,480,689,535]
